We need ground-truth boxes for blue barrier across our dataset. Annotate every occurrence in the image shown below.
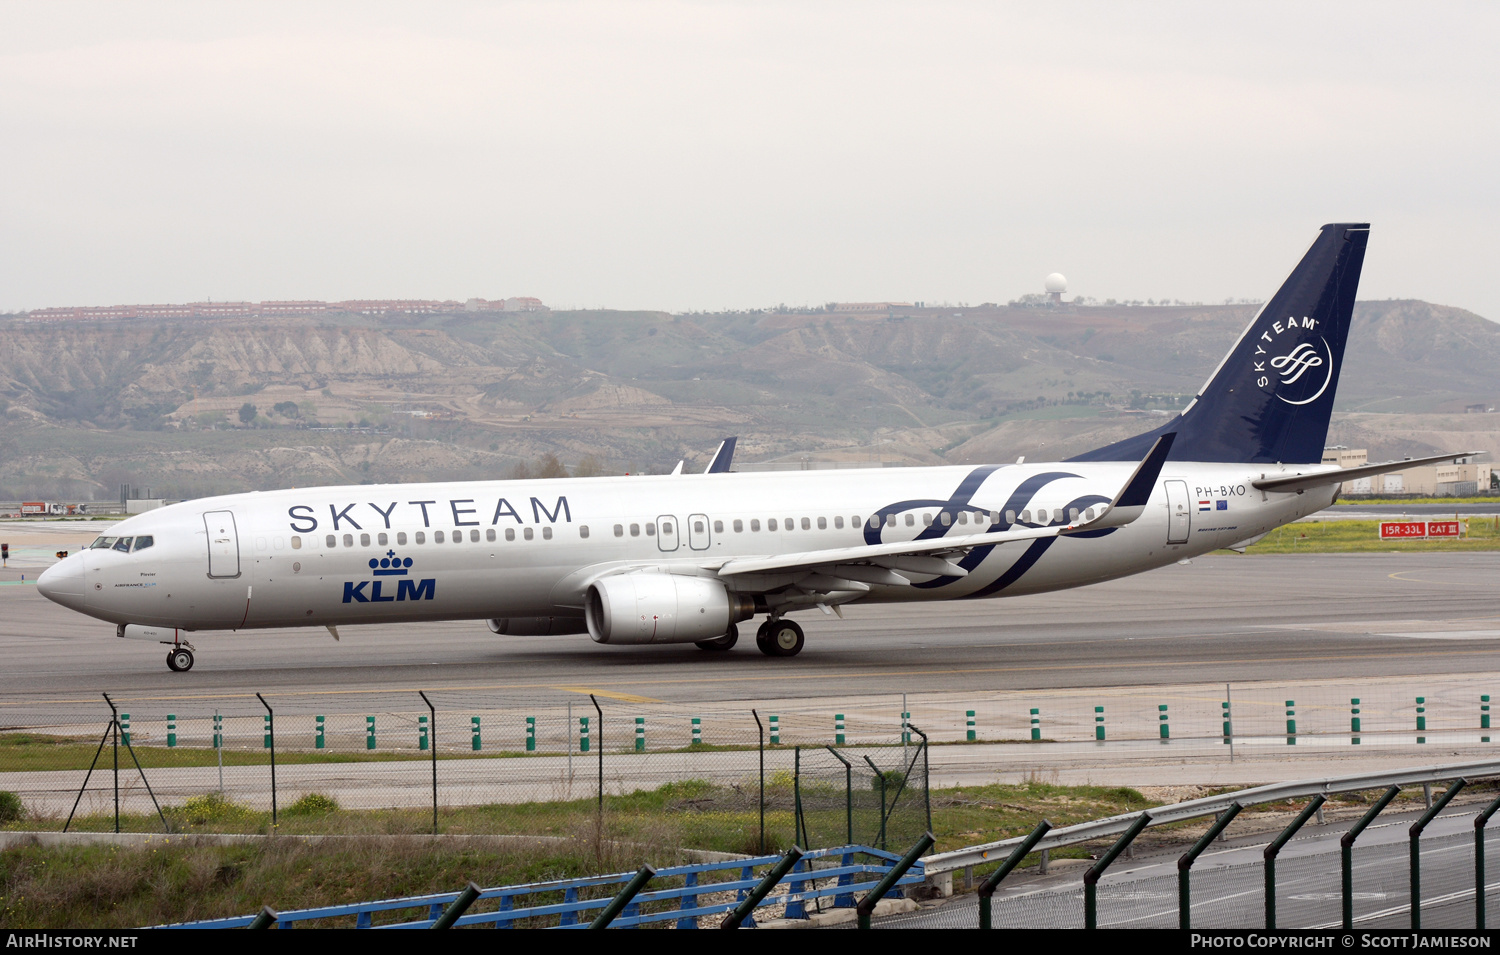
[159,845,922,929]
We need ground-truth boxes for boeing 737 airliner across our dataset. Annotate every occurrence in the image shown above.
[36,224,1474,671]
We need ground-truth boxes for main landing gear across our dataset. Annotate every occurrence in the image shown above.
[756,618,805,658]
[695,625,739,652]
[166,647,195,672]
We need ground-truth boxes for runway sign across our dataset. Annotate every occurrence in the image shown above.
[1379,521,1427,539]
[1379,520,1463,540]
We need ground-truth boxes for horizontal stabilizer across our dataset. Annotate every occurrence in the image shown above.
[1251,451,1481,494]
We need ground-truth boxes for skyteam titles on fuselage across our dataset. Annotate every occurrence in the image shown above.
[287,495,573,533]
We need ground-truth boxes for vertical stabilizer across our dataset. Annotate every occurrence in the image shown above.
[1071,223,1369,464]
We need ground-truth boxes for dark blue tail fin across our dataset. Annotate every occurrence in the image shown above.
[1070,223,1369,464]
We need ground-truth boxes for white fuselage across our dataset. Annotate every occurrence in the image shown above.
[38,461,1336,635]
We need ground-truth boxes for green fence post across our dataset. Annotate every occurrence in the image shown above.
[691,717,702,747]
[1085,813,1153,929]
[1030,708,1040,741]
[213,712,222,750]
[315,715,325,749]
[1285,700,1296,745]
[1411,778,1467,930]
[856,833,934,929]
[1265,795,1326,929]
[769,714,779,745]
[166,714,176,748]
[1180,803,1242,929]
[1475,792,1500,929]
[260,714,270,749]
[471,716,482,751]
[419,715,429,751]
[1095,706,1106,742]
[634,716,645,752]
[430,882,482,930]
[1342,785,1400,929]
[578,715,588,753]
[1417,696,1426,744]
[366,716,376,750]
[1351,698,1361,745]
[1222,701,1232,744]
[901,710,911,745]
[1158,704,1169,741]
[720,847,804,930]
[1483,695,1492,744]
[526,716,536,752]
[587,865,657,929]
[836,713,846,745]
[121,713,130,746]
[978,820,1052,929]
[966,710,976,742]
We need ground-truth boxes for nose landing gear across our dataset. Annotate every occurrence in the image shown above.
[166,647,195,672]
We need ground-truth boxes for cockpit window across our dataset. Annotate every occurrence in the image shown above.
[113,537,134,553]
[133,536,154,552]
[90,537,118,549]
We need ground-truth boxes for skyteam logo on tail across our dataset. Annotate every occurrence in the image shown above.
[1252,316,1334,407]
[343,551,435,603]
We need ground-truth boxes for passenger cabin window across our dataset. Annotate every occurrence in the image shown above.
[415,531,426,544]
[524,527,535,541]
[614,524,624,537]
[505,528,515,541]
[487,529,496,542]
[435,531,445,543]
[542,527,553,540]
[1021,510,1031,524]
[1006,510,1016,524]
[343,534,354,547]
[1069,507,1080,522]
[629,523,640,537]
[817,517,826,530]
[397,532,408,545]
[956,512,967,525]
[733,519,743,532]
[713,520,723,533]
[834,516,843,529]
[646,523,656,536]
[784,517,793,530]
[325,534,336,548]
[580,525,590,538]
[113,537,133,552]
[693,520,705,533]
[922,514,933,527]
[768,519,778,532]
[661,521,673,535]
[291,536,302,549]
[360,533,371,547]
[470,529,480,542]
[886,514,897,527]
[904,514,915,527]
[378,532,388,546]
[852,516,861,527]
[801,517,810,530]
[750,519,760,532]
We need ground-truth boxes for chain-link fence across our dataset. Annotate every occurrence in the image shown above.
[0,691,934,855]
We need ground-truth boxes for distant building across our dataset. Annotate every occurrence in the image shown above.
[23,296,547,322]
[830,302,913,313]
[1466,403,1492,414]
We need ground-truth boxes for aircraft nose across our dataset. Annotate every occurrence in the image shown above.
[37,553,86,605]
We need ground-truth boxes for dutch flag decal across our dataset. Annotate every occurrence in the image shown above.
[1198,499,1212,512]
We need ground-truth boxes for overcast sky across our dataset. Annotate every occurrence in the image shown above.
[2,2,1496,317]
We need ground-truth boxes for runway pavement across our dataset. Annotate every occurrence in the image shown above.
[2,548,1500,709]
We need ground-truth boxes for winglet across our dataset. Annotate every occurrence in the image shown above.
[705,437,738,474]
[1065,432,1176,533]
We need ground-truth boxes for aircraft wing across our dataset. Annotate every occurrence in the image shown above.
[715,433,1175,582]
[1251,450,1481,494]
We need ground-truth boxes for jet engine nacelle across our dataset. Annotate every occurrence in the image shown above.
[485,617,590,636]
[585,573,754,645]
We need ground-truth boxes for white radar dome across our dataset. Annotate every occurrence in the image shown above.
[1044,273,1068,294]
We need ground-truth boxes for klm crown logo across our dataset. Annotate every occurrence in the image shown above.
[370,551,413,576]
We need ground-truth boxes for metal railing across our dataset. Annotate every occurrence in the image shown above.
[157,844,926,929]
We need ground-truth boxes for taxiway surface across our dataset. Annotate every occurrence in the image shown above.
[2,551,1498,706]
